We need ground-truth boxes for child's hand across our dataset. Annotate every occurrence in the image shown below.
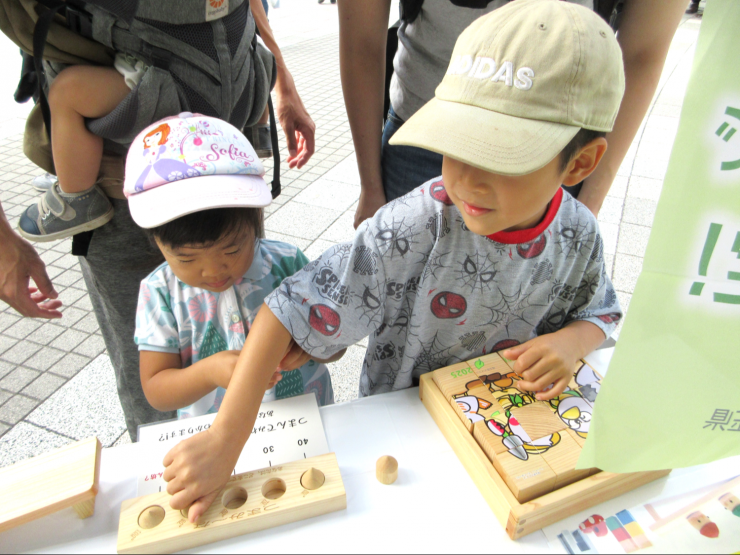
[266,369,283,389]
[502,333,579,401]
[278,340,312,371]
[163,426,238,523]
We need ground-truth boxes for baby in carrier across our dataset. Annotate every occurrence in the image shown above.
[17,0,276,243]
[17,54,145,242]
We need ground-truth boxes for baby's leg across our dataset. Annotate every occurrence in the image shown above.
[48,66,131,193]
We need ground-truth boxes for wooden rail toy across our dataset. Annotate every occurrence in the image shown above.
[421,352,670,539]
[0,437,101,533]
[117,452,346,554]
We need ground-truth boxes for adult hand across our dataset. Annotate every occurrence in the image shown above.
[274,69,315,170]
[354,185,386,229]
[0,230,62,319]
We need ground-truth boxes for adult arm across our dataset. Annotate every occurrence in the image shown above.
[337,0,392,228]
[578,0,686,215]
[0,204,62,319]
[249,0,315,169]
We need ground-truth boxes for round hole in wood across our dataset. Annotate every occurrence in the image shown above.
[262,478,286,500]
[138,505,166,529]
[180,509,189,519]
[222,486,248,510]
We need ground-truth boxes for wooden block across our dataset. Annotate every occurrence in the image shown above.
[571,360,600,386]
[567,428,586,448]
[451,388,504,433]
[540,431,591,489]
[492,384,537,412]
[472,418,511,462]
[418,372,671,540]
[492,447,557,503]
[466,353,513,382]
[0,437,101,533]
[431,362,482,399]
[551,392,593,440]
[117,453,346,554]
[509,403,567,442]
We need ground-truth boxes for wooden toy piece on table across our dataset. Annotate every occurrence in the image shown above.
[0,437,101,533]
[451,385,504,433]
[376,456,399,485]
[466,352,513,382]
[420,361,671,539]
[116,453,346,554]
[431,361,484,399]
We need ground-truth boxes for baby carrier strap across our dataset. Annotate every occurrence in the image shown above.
[14,0,280,199]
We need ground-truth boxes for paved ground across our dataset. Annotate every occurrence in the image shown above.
[0,2,704,467]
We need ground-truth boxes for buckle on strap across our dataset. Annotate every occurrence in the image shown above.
[66,5,94,38]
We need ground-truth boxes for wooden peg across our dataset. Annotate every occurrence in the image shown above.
[376,456,398,485]
[300,467,325,490]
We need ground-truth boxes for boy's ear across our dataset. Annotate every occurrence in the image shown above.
[561,137,608,187]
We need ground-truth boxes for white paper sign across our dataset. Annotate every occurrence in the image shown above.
[136,393,330,496]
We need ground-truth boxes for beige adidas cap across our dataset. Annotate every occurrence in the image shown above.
[389,0,625,176]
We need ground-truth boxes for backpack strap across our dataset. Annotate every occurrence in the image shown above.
[32,0,67,140]
[267,95,280,200]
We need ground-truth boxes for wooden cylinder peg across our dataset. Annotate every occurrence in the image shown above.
[376,456,398,485]
[300,467,325,490]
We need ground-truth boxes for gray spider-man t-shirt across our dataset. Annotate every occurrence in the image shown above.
[266,179,621,397]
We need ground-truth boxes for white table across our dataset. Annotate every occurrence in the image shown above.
[3,388,557,554]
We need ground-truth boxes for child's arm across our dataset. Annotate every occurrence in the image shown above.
[141,350,281,412]
[279,340,347,371]
[163,304,292,521]
[503,320,605,401]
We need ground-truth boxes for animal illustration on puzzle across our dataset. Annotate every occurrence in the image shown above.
[433,353,607,502]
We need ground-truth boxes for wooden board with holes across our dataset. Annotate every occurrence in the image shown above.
[117,453,346,554]
[0,437,101,533]
[419,372,671,540]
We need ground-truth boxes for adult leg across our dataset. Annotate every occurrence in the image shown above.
[380,105,443,202]
[79,199,173,440]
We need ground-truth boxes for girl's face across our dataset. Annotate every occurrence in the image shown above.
[156,229,256,293]
[144,132,163,148]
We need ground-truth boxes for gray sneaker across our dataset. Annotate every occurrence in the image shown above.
[244,124,272,158]
[18,182,114,242]
[31,172,57,192]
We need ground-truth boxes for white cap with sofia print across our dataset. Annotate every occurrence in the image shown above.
[124,112,272,229]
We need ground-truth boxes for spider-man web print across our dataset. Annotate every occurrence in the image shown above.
[266,179,621,397]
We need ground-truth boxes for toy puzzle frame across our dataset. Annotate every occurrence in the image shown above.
[419,352,670,539]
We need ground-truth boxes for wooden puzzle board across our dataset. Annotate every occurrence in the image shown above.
[420,356,671,539]
[117,453,346,554]
[432,352,602,503]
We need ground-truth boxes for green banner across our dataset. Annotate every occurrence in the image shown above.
[579,0,740,472]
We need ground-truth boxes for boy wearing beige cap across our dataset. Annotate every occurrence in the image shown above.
[163,0,625,519]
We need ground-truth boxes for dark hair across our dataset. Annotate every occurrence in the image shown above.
[145,207,264,249]
[559,128,607,173]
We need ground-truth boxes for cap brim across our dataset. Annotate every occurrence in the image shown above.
[389,98,581,176]
[129,174,272,229]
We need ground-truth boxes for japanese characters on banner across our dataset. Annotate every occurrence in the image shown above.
[579,0,740,472]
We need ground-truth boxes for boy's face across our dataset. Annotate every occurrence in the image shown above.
[442,155,567,236]
[156,230,256,293]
